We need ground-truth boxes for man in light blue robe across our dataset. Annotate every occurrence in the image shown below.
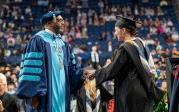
[16,11,84,112]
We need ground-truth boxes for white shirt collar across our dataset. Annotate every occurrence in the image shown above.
[44,29,62,39]
[45,29,57,36]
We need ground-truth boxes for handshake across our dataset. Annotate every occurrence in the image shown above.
[82,66,96,81]
[82,59,111,81]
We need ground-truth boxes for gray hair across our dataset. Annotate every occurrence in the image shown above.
[0,73,7,84]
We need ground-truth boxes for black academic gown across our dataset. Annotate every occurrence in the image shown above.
[95,40,164,112]
[0,92,19,112]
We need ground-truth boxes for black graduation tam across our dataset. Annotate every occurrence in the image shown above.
[115,15,141,30]
[41,11,63,25]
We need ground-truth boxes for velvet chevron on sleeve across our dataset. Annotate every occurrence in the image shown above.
[17,36,47,98]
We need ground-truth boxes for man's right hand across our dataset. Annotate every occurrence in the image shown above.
[30,97,40,109]
[0,100,4,112]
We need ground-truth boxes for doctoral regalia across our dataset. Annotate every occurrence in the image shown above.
[16,30,83,112]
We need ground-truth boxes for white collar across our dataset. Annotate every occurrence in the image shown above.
[45,29,56,35]
[45,29,62,37]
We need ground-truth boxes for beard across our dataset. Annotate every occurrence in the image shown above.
[54,27,60,34]
[54,26,64,35]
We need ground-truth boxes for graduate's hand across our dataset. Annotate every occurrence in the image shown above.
[30,96,40,109]
[104,59,112,67]
[160,81,167,92]
[0,100,4,112]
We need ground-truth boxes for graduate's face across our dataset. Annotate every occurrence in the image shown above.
[114,27,125,41]
[54,15,65,34]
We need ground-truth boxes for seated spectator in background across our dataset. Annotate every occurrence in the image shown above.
[160,0,168,6]
[172,47,179,57]
[107,41,113,52]
[171,31,179,41]
[0,73,19,112]
[37,0,49,6]
[7,81,16,95]
[0,49,5,66]
[91,46,100,69]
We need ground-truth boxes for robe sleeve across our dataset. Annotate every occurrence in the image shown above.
[16,36,47,98]
[95,46,128,86]
[67,45,84,93]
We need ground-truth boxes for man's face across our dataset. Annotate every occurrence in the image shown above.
[54,15,65,34]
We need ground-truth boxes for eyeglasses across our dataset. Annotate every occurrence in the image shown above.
[56,18,64,23]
